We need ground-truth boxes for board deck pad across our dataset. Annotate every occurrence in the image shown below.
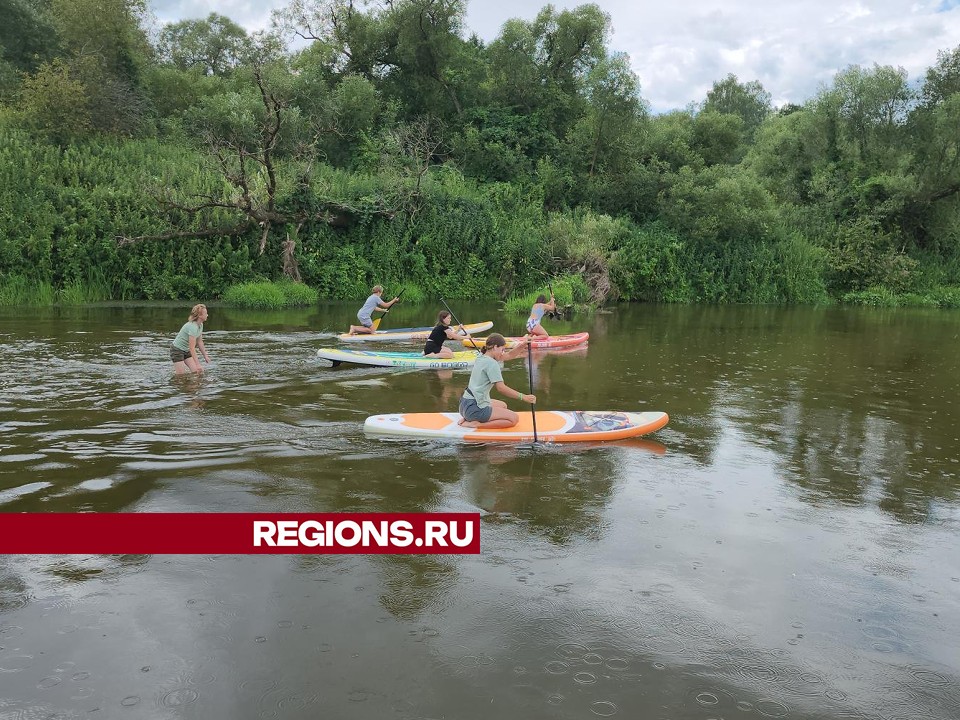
[364,410,668,443]
[338,321,494,343]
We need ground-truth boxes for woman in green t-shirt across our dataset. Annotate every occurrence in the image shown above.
[170,304,211,374]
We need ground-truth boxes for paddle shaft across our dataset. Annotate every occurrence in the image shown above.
[527,336,538,443]
[439,298,482,352]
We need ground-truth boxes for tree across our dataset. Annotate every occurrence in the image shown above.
[905,49,960,247]
[918,45,960,109]
[579,53,643,177]
[50,0,151,85]
[18,58,93,143]
[744,108,824,204]
[910,45,960,208]
[485,18,541,113]
[0,0,57,73]
[702,73,771,138]
[38,0,153,135]
[482,3,612,172]
[291,63,385,166]
[643,111,700,171]
[531,4,610,92]
[273,0,382,77]
[377,0,474,118]
[819,64,912,165]
[119,58,395,279]
[158,13,252,77]
[691,111,744,166]
[275,0,480,120]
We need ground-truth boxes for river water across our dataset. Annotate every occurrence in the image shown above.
[0,302,958,719]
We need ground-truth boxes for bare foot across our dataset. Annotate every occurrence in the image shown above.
[458,418,479,428]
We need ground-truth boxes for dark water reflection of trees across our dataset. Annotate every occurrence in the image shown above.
[590,305,960,525]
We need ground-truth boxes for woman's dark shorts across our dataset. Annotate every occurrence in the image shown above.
[459,394,493,423]
[170,346,193,363]
[423,340,443,355]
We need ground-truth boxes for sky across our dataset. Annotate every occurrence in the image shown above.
[148,0,960,113]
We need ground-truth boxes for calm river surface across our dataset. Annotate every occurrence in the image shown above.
[1,302,959,719]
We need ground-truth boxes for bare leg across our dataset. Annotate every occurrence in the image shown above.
[173,360,189,375]
[529,324,549,338]
[460,402,517,429]
[477,405,519,429]
[348,324,375,335]
[185,356,204,374]
[426,346,455,358]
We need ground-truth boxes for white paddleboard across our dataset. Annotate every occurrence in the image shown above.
[364,410,669,443]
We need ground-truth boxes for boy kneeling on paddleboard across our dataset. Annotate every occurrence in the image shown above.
[348,285,399,335]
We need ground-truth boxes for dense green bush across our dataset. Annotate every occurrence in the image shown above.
[826,219,919,294]
[611,222,695,303]
[503,274,592,314]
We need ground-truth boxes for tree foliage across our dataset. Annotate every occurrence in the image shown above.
[703,73,771,138]
[158,13,252,77]
[0,0,57,73]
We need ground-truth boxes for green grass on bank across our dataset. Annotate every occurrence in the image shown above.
[0,275,111,306]
[841,286,960,308]
[221,280,320,309]
[502,274,593,314]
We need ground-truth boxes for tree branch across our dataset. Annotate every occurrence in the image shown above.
[118,222,255,245]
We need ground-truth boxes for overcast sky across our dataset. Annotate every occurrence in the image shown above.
[148,1,960,113]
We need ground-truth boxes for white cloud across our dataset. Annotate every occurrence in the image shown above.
[150,1,275,32]
[148,0,960,112]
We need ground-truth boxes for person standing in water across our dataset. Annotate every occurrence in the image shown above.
[348,285,399,335]
[458,334,534,429]
[170,304,211,375]
[526,292,556,338]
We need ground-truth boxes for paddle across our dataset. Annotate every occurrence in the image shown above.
[527,333,538,443]
[439,297,482,352]
[372,288,405,331]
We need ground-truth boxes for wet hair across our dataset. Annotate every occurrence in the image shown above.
[437,310,451,323]
[372,285,383,294]
[188,304,207,322]
[535,294,547,304]
[481,333,506,354]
